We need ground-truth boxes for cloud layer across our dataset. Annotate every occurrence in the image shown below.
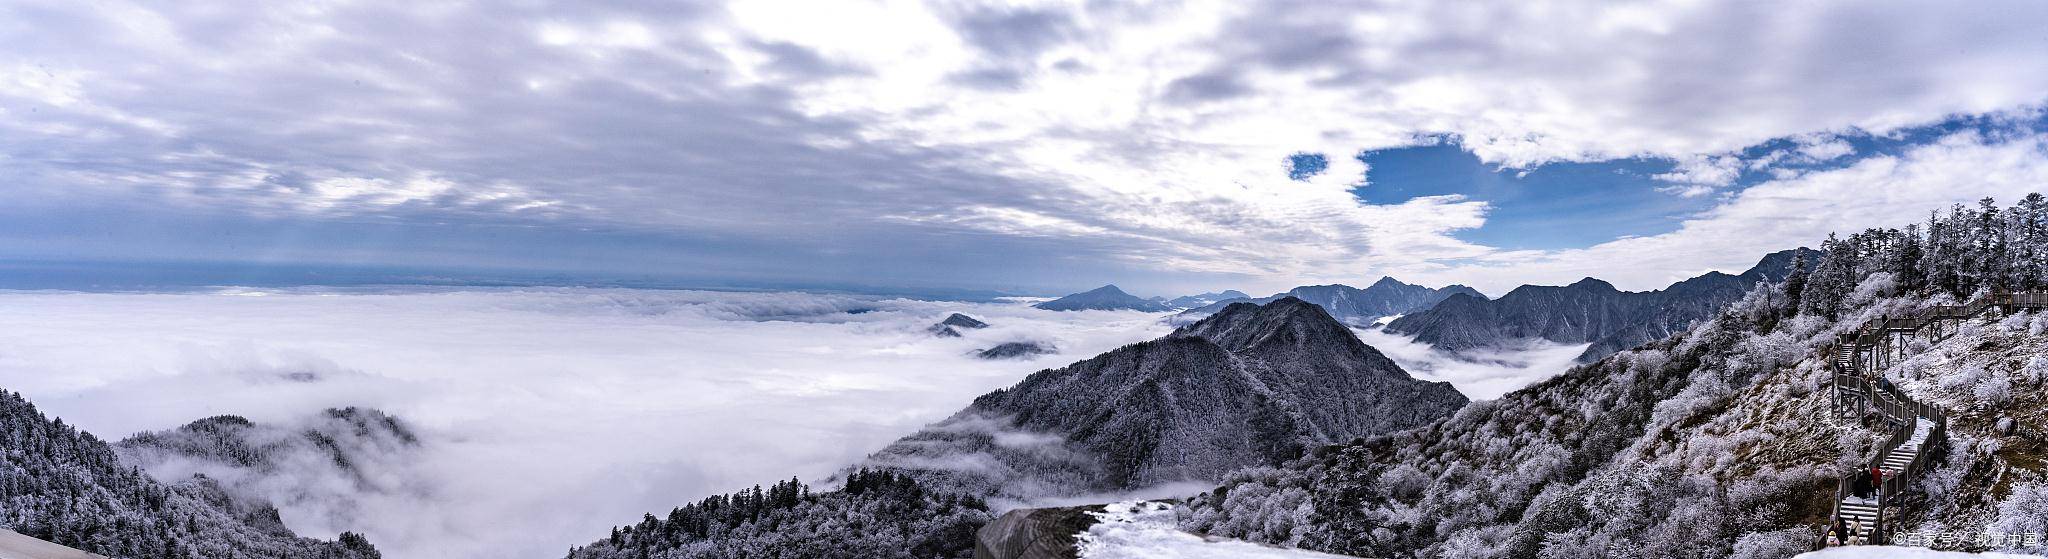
[1353,326,1587,400]
[3,0,2047,293]
[0,287,1170,557]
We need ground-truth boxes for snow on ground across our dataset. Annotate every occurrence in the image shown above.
[1796,546,2044,558]
[1077,501,1359,559]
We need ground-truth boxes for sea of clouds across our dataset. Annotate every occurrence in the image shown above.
[0,287,1587,557]
[0,287,1172,558]
[1353,326,1589,401]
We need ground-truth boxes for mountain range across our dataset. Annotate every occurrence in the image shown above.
[1184,232,2045,557]
[1174,277,1485,326]
[1384,248,1814,361]
[855,297,1468,500]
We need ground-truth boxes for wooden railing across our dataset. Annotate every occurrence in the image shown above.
[1807,289,2048,548]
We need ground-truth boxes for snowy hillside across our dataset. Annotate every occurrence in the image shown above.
[1077,501,1357,559]
[0,391,382,559]
[1185,197,2048,558]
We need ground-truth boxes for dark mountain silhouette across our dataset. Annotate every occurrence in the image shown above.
[857,297,1468,499]
[1175,277,1485,326]
[974,341,1056,360]
[1032,285,1169,312]
[928,313,990,337]
[1384,248,1816,361]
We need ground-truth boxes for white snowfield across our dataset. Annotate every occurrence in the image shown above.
[1796,546,2044,558]
[1076,501,1359,559]
[0,530,109,559]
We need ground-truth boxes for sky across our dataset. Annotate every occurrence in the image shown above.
[5,0,2048,297]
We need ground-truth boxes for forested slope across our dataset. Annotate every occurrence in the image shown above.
[0,391,381,559]
[1183,195,2048,558]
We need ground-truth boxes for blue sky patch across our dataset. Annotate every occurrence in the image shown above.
[1351,142,1712,250]
[1286,152,1329,181]
[1347,111,2048,251]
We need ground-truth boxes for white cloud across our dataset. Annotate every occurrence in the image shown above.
[1353,327,1588,400]
[1655,154,1744,193]
[1797,137,1856,163]
[3,0,2047,294]
[1418,129,2048,293]
[0,287,1173,558]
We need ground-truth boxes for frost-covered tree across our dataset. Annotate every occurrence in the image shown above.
[0,391,381,559]
[564,469,989,559]
[1795,194,2048,316]
[1183,193,2048,559]
[1782,251,1810,319]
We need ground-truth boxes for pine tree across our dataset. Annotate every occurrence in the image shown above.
[1974,197,2008,290]
[1782,251,1810,318]
[2015,193,2047,288]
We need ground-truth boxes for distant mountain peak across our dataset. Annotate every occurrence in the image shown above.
[1034,284,1169,312]
[939,313,988,329]
[861,295,1467,500]
[1569,277,1617,290]
[1369,276,1410,288]
[1172,296,1352,353]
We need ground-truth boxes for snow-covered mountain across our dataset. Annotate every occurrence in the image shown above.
[1184,200,2048,558]
[856,297,1467,501]
[0,391,383,559]
[1034,285,1172,312]
[116,408,424,539]
[1384,248,1815,362]
[1174,277,1484,326]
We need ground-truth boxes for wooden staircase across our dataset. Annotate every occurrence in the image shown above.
[1815,291,2048,548]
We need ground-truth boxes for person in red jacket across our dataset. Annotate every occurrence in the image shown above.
[1872,466,1884,493]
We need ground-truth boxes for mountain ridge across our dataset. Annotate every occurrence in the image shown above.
[0,391,383,559]
[856,296,1469,500]
[1175,276,1484,326]
[1384,248,1816,361]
